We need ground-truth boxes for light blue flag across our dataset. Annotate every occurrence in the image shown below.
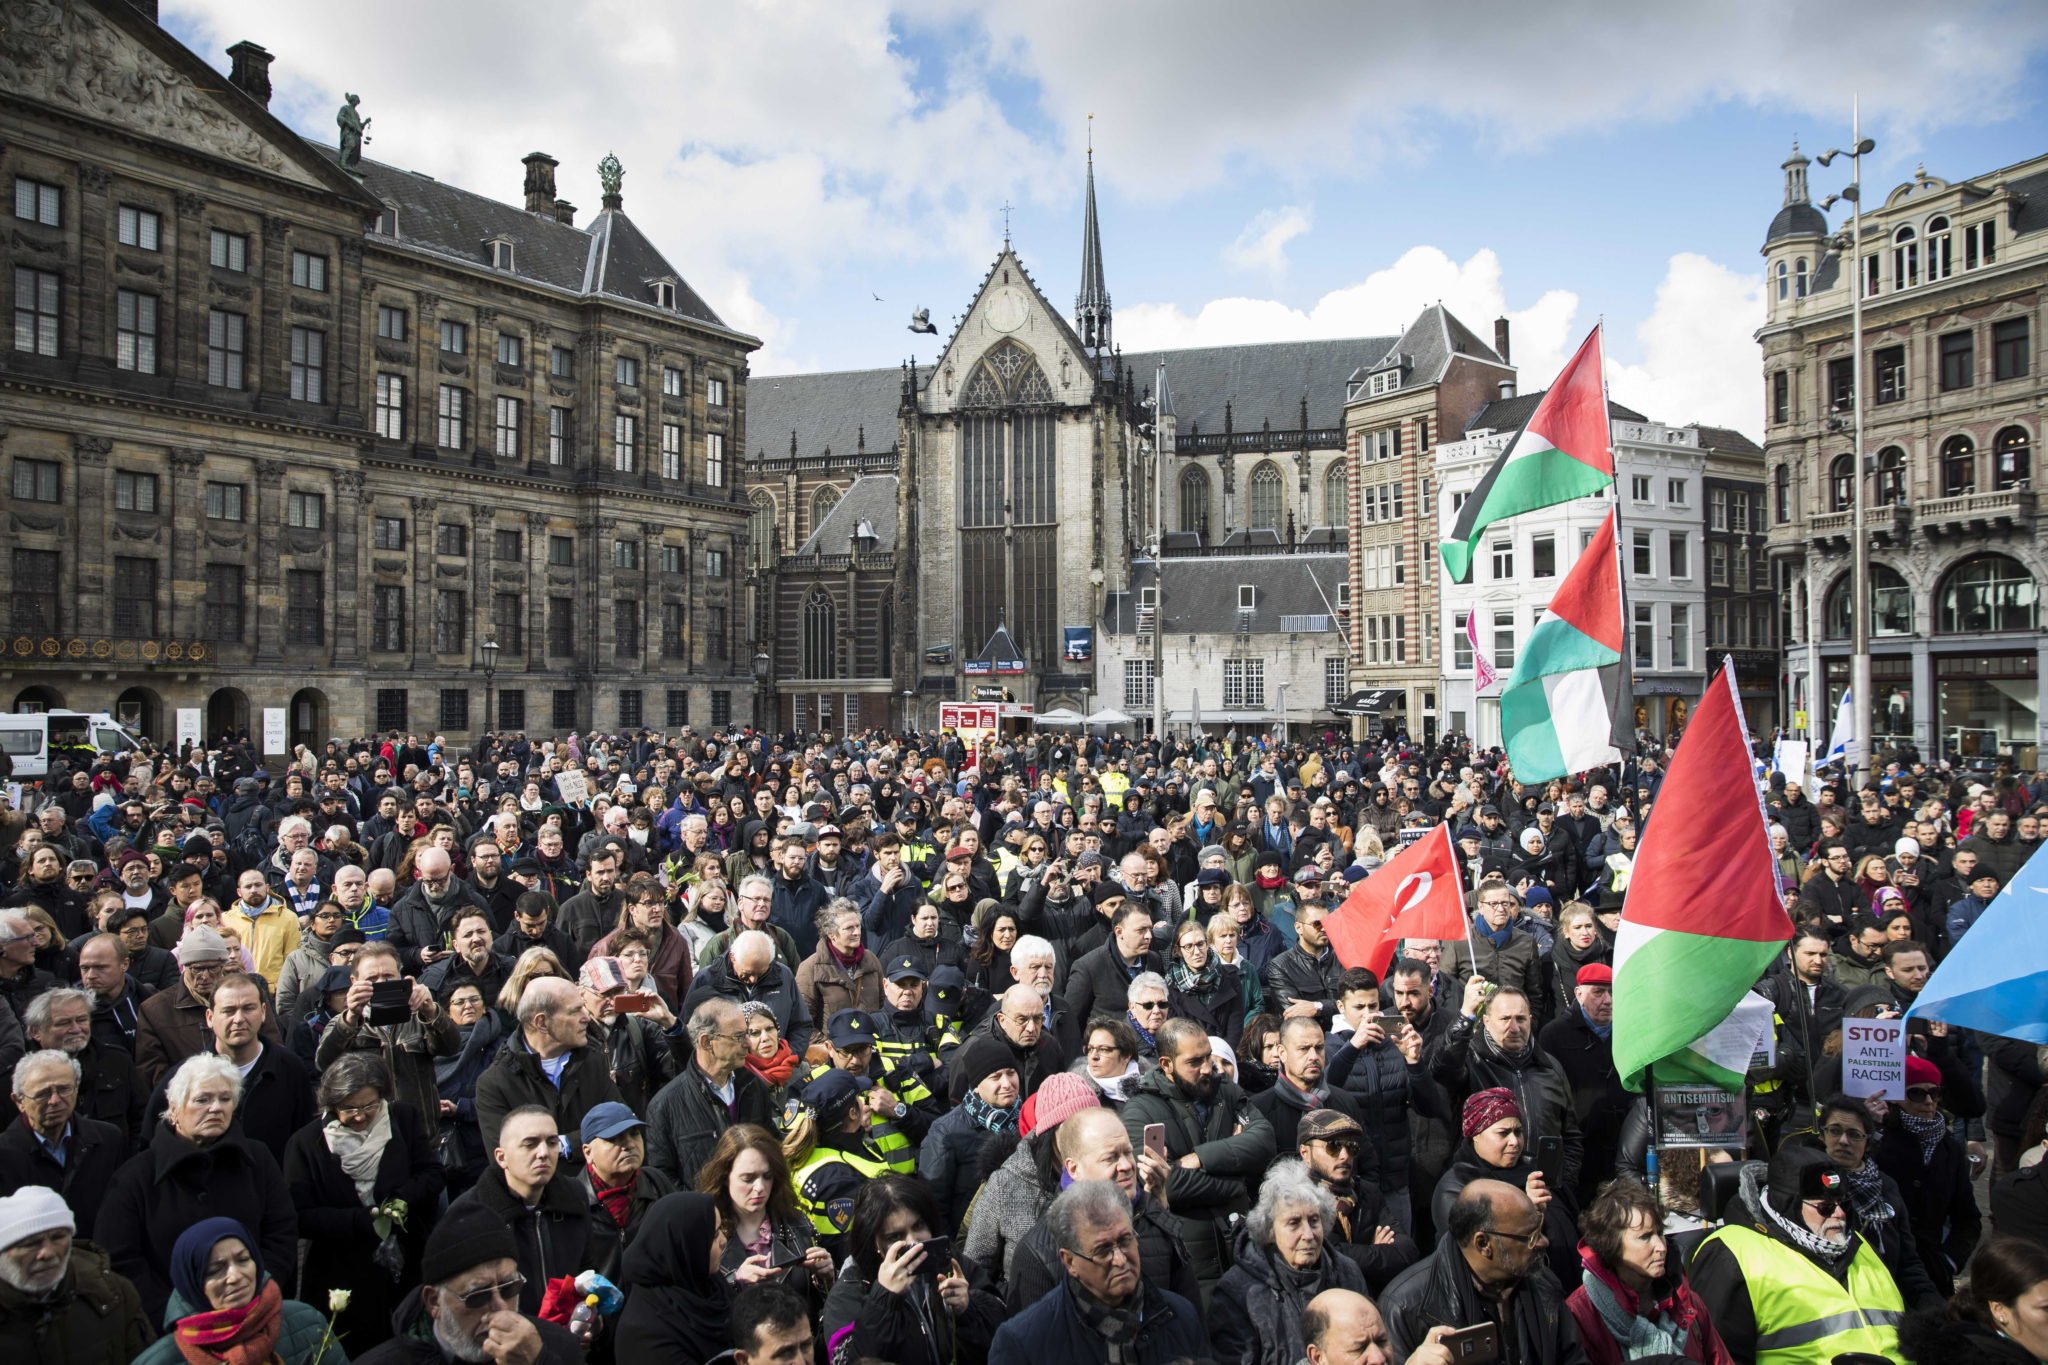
[1815,686,1853,770]
[1907,837,2048,1043]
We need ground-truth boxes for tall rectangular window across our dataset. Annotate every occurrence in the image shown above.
[206,309,246,389]
[706,548,728,579]
[548,407,572,465]
[14,178,60,226]
[286,570,323,644]
[1530,533,1555,578]
[1666,478,1688,506]
[496,332,523,367]
[287,491,325,529]
[290,250,327,292]
[10,549,60,633]
[613,540,640,570]
[662,366,683,397]
[707,375,727,406]
[436,523,467,557]
[615,356,639,387]
[710,691,732,727]
[662,602,686,658]
[552,688,579,731]
[499,689,527,730]
[434,589,467,654]
[205,482,245,521]
[1873,345,1906,404]
[550,345,574,378]
[666,689,689,726]
[437,385,468,449]
[1633,604,1655,669]
[289,326,325,402]
[1938,331,1974,392]
[372,516,406,551]
[1325,657,1349,707]
[376,689,408,731]
[115,289,158,373]
[494,395,522,457]
[1994,318,2031,381]
[494,529,523,561]
[1222,658,1264,709]
[1709,488,1728,530]
[1710,542,1728,586]
[375,373,405,439]
[1826,358,1854,412]
[439,319,468,354]
[615,600,641,659]
[1630,475,1652,502]
[376,304,408,341]
[1493,612,1516,671]
[613,413,637,471]
[113,471,158,513]
[1452,612,1473,670]
[1123,659,1156,709]
[661,422,683,480]
[117,205,161,251]
[493,593,523,654]
[439,689,469,731]
[1669,603,1691,670]
[13,268,59,356]
[706,431,727,487]
[660,545,685,575]
[705,606,728,661]
[13,458,60,502]
[372,586,406,651]
[1632,529,1653,577]
[209,229,248,272]
[548,536,575,567]
[1489,538,1514,579]
[618,690,643,727]
[1668,530,1690,578]
[1771,371,1789,423]
[110,557,157,636]
[547,597,575,656]
[203,564,244,642]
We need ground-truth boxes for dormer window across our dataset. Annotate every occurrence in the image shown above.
[375,202,398,237]
[486,238,515,271]
[1238,584,1256,611]
[1369,369,1402,396]
[651,279,677,309]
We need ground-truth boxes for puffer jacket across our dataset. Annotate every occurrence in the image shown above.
[1212,1229,1368,1365]
[1326,1029,1420,1197]
[1120,1064,1277,1284]
[0,1240,152,1365]
[1430,1013,1585,1191]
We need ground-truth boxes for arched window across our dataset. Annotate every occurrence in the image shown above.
[802,588,838,678]
[1941,436,1976,497]
[1893,225,1919,289]
[1824,564,1913,640]
[1925,216,1952,281]
[1247,461,1284,532]
[956,339,1060,667]
[1324,461,1349,526]
[1776,261,1789,301]
[810,484,840,533]
[1874,446,1906,504]
[1995,426,2032,490]
[749,491,777,568]
[1939,553,2037,633]
[1795,257,1809,298]
[1178,466,1211,538]
[1829,454,1854,511]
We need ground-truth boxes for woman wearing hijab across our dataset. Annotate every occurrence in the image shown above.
[613,1192,732,1365]
[134,1218,346,1365]
[285,1053,446,1349]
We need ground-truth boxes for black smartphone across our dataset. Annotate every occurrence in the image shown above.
[767,1242,804,1271]
[1532,1136,1563,1187]
[1441,1322,1501,1364]
[366,978,412,1026]
[915,1235,953,1280]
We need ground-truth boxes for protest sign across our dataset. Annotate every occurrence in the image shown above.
[1655,1085,1747,1151]
[1843,1017,1907,1100]
[555,767,590,805]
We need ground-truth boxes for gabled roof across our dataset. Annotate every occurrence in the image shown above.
[748,367,901,461]
[1696,426,1766,461]
[1104,552,1350,636]
[1125,337,1397,434]
[795,474,898,555]
[1463,389,1646,436]
[585,209,722,324]
[1373,304,1510,389]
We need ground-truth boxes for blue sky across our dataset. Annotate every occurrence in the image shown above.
[165,1,2048,435]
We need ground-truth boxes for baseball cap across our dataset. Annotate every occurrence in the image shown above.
[581,1101,646,1144]
[816,824,842,840]
[1292,865,1324,885]
[885,954,927,983]
[826,1009,878,1048]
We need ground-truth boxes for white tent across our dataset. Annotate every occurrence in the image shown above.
[1034,707,1085,726]
[1085,707,1134,726]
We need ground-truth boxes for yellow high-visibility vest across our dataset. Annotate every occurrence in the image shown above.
[1694,1224,1902,1365]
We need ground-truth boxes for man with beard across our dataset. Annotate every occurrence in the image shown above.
[1252,1016,1377,1171]
[388,848,490,975]
[1430,982,1584,1194]
[555,845,625,959]
[356,1198,581,1363]
[1120,1017,1276,1289]
[0,1186,151,1362]
[1295,1108,1419,1295]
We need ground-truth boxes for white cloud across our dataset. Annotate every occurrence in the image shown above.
[1607,253,1768,434]
[1223,206,1312,275]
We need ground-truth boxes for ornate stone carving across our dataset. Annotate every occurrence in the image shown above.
[78,164,111,192]
[208,279,254,301]
[255,459,287,485]
[338,239,364,267]
[417,292,440,314]
[73,435,112,463]
[175,192,206,216]
[11,229,64,255]
[10,512,62,534]
[333,470,365,496]
[167,447,206,469]
[264,215,292,238]
[476,309,497,329]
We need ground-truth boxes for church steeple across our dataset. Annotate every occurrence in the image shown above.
[1075,127,1111,354]
[1782,139,1811,207]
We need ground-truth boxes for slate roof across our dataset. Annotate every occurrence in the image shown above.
[1369,304,1509,390]
[794,474,899,555]
[1696,426,1766,460]
[1128,337,1397,434]
[748,367,901,461]
[2005,167,2048,237]
[1765,202,1830,244]
[323,147,729,329]
[1102,552,1349,636]
[1463,389,1646,435]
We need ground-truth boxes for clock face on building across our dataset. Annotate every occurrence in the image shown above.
[985,286,1028,334]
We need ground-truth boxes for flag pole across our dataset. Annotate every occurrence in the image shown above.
[1592,323,1641,823]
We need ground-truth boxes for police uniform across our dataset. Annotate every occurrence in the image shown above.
[793,1068,898,1259]
[785,1009,918,1173]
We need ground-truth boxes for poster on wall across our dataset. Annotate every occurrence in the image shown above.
[176,708,202,755]
[1063,628,1093,662]
[261,707,287,757]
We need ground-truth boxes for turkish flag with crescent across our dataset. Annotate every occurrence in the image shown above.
[1326,823,1469,978]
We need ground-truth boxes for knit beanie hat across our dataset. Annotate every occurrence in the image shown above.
[1020,1071,1098,1137]
[421,1201,519,1286]
[174,925,230,965]
[1461,1086,1522,1140]
[0,1185,72,1251]
[1766,1143,1844,1222]
[952,1035,1019,1099]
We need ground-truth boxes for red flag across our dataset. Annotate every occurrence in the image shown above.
[1326,824,1467,978]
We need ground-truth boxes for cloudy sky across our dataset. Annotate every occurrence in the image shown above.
[167,0,2048,438]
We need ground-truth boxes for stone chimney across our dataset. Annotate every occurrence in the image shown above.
[553,200,577,226]
[1493,316,1511,365]
[522,152,559,216]
[227,41,273,107]
[1499,378,1517,401]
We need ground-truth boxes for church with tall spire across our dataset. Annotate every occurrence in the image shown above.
[744,143,1415,736]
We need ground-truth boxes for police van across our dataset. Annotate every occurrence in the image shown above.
[0,710,143,780]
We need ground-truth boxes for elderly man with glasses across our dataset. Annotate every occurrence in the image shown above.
[359,1191,582,1363]
[133,924,277,1090]
[0,1049,127,1235]
[0,910,56,1025]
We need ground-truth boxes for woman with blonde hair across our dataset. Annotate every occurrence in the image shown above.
[496,944,570,1014]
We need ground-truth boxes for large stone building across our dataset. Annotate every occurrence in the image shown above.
[1761,143,2047,764]
[2,0,759,749]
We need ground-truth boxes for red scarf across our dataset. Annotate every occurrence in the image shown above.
[174,1278,285,1365]
[590,1171,638,1229]
[747,1040,801,1087]
[825,939,866,971]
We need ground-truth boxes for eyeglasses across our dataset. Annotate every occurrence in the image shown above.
[1067,1231,1140,1267]
[1905,1085,1941,1101]
[184,962,227,977]
[1821,1124,1868,1143]
[1803,1198,1841,1218]
[1130,1000,1169,1013]
[451,1275,527,1311]
[21,1083,77,1103]
[1313,1137,1360,1155]
[1484,1223,1547,1246]
[335,1099,383,1121]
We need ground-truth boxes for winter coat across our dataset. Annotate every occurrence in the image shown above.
[434,1010,507,1190]
[954,1013,1069,1102]
[93,1125,298,1323]
[588,1011,688,1113]
[1991,1161,2048,1250]
[131,978,281,1091]
[1326,1028,1423,1196]
[590,923,693,1006]
[684,953,817,1055]
[1875,1111,1982,1298]
[1004,1188,1200,1314]
[1251,1078,1380,1189]
[960,1136,1051,1282]
[1119,1064,1277,1284]
[0,1114,126,1236]
[916,1102,1008,1234]
[820,1250,1007,1365]
[1212,1230,1369,1365]
[796,938,885,1023]
[1261,945,1347,1027]
[769,870,831,959]
[275,934,339,1028]
[987,1278,1209,1365]
[1319,1175,1421,1294]
[1564,1241,1733,1365]
[284,1099,446,1350]
[0,1239,152,1365]
[355,1286,583,1364]
[1166,962,1245,1050]
[446,1166,621,1316]
[315,1002,462,1141]
[386,879,494,973]
[132,1286,342,1365]
[1431,1013,1585,1191]
[1899,1311,2039,1365]
[1537,1008,1630,1204]
[137,1041,315,1170]
[643,1062,775,1188]
[1431,1142,1583,1289]
[472,1031,623,1167]
[418,950,516,1014]
[1440,923,1547,1003]
[1065,940,1164,1025]
[1381,1225,1591,1365]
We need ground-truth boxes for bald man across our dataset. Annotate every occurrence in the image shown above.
[1379,1179,1585,1365]
[684,926,815,1056]
[1303,1289,1393,1365]
[387,845,490,973]
[954,983,1067,1100]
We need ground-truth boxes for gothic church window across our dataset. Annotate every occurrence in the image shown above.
[1324,463,1349,526]
[1248,461,1284,532]
[811,485,840,533]
[803,589,838,678]
[1179,467,1211,537]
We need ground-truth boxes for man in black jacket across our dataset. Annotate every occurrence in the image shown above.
[684,931,815,1056]
[445,1105,620,1317]
[1295,1107,1420,1296]
[555,843,624,958]
[643,996,773,1188]
[1770,780,1820,852]
[1251,1016,1377,1186]
[1798,842,1861,939]
[1430,981,1585,1193]
[1534,962,1628,1208]
[0,1049,127,1235]
[1065,903,1162,1025]
[955,983,1066,1100]
[386,847,492,974]
[474,976,622,1167]
[1262,897,1346,1026]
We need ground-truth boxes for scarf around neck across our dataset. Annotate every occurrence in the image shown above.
[323,1103,394,1204]
[1169,955,1219,996]
[963,1090,1019,1133]
[1473,913,1514,949]
[591,1169,638,1229]
[1901,1108,1949,1162]
[1580,1265,1685,1359]
[1070,1278,1148,1361]
[173,1277,284,1365]
[1761,1189,1854,1271]
[747,1039,802,1087]
[1579,1005,1613,1041]
[1841,1160,1896,1227]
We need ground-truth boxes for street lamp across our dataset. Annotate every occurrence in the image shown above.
[752,649,772,731]
[1275,680,1291,743]
[1817,103,1876,777]
[478,637,499,737]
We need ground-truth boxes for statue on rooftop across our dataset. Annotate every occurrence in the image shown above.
[337,93,371,173]
[598,152,624,205]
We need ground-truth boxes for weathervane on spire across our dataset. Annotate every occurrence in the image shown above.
[1001,200,1013,246]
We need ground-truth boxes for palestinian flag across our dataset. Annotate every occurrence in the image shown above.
[1441,325,1614,582]
[1613,661,1794,1092]
[1498,509,1631,782]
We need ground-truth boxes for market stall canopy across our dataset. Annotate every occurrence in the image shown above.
[1034,707,1085,726]
[1084,708,1135,726]
[1331,689,1399,716]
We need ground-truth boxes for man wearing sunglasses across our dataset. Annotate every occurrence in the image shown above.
[1294,1107,1418,1295]
[382,1199,581,1364]
[1692,1142,1907,1364]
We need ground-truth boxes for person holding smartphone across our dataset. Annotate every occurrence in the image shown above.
[818,1175,1005,1365]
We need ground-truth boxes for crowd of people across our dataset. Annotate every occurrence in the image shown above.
[0,719,2046,1365]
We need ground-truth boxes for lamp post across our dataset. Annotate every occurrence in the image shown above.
[478,637,499,738]
[1818,101,1876,778]
[752,649,772,732]
[1276,680,1291,744]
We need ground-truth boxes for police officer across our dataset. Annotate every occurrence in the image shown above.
[866,955,953,1129]
[785,1009,919,1173]
[790,1067,897,1262]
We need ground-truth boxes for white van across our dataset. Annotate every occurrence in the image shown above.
[0,710,143,780]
